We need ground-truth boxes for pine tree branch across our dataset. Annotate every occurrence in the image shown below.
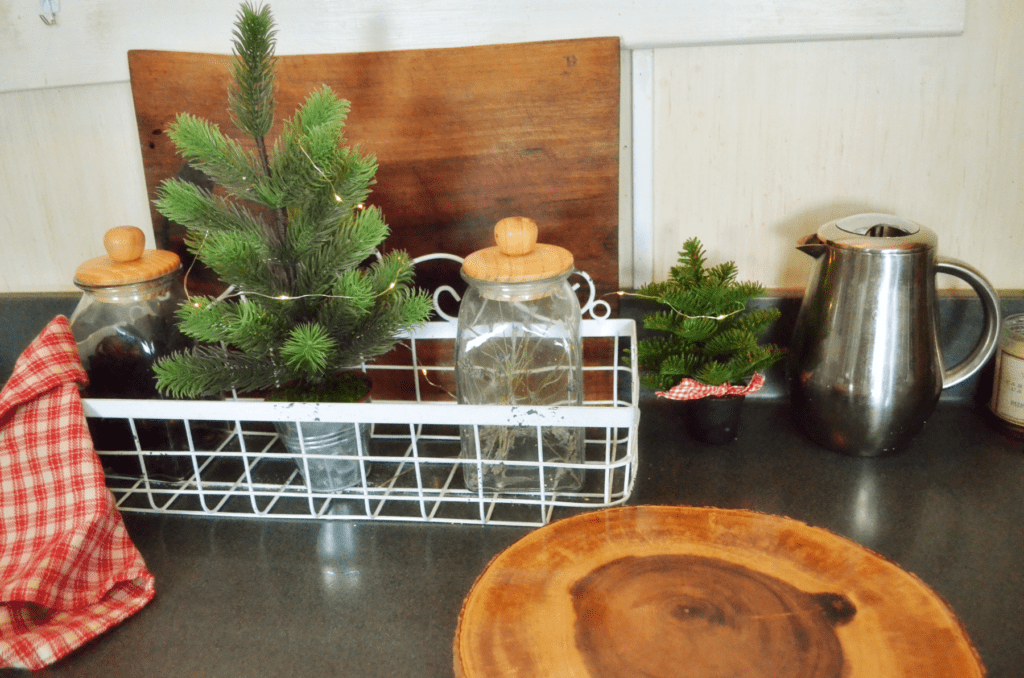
[155,179,265,239]
[228,2,276,139]
[228,3,288,254]
[164,115,259,197]
[281,323,338,379]
[154,346,285,398]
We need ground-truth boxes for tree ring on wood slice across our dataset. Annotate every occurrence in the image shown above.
[571,554,851,678]
[453,506,983,678]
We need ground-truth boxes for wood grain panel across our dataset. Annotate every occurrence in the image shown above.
[128,38,620,299]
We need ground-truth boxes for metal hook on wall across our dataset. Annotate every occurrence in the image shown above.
[39,0,59,25]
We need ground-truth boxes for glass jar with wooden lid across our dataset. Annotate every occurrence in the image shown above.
[455,217,584,494]
[69,226,190,478]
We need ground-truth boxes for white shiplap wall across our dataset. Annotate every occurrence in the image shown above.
[0,83,151,292]
[3,0,964,92]
[652,0,1024,291]
[6,0,1014,294]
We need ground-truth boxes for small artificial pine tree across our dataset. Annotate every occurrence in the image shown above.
[153,2,432,402]
[632,237,784,390]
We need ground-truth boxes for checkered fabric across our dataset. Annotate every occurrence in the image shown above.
[656,372,766,401]
[0,316,154,670]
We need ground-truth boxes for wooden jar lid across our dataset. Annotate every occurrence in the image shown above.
[74,226,181,287]
[454,506,983,678]
[462,217,573,283]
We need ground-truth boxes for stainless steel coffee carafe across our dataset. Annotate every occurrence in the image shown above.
[789,213,1001,456]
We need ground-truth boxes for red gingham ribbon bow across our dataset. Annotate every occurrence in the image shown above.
[656,372,766,401]
[0,317,155,670]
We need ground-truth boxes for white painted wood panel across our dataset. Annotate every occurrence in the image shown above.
[0,82,151,292]
[6,0,1022,296]
[3,0,964,93]
[631,50,655,290]
[652,0,1024,291]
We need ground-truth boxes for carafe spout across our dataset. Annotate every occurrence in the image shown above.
[797,233,827,258]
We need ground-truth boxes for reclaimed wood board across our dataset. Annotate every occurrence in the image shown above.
[127,38,620,300]
[454,505,984,678]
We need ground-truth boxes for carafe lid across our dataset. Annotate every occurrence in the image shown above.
[74,226,181,287]
[462,217,573,283]
[817,213,938,252]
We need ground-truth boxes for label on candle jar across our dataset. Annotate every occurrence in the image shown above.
[991,351,1024,426]
[990,313,1024,430]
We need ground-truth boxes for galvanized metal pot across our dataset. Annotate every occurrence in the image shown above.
[788,213,1001,457]
[270,375,373,492]
[275,420,371,492]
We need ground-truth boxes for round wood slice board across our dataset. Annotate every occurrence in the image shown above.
[453,506,983,678]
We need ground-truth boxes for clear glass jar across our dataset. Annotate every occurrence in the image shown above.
[69,226,190,479]
[456,218,584,494]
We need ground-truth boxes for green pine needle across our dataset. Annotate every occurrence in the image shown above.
[164,115,258,196]
[175,296,235,344]
[154,346,285,399]
[228,2,277,139]
[631,237,785,388]
[155,180,267,245]
[281,323,337,378]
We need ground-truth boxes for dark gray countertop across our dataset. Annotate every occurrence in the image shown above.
[3,398,1022,677]
[2,291,1023,676]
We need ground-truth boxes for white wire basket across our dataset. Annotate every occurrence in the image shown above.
[83,267,639,527]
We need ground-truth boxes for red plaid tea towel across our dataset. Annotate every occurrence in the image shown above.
[656,372,766,400]
[0,316,155,670]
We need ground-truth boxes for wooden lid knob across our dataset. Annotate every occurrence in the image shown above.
[462,217,573,283]
[494,217,538,256]
[103,225,146,262]
[74,226,181,287]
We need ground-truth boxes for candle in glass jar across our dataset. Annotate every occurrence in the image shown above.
[989,313,1024,436]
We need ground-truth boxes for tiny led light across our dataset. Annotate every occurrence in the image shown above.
[613,289,743,321]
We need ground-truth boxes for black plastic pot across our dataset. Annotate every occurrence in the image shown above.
[686,395,745,444]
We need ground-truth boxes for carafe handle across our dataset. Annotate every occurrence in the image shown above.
[936,257,1002,388]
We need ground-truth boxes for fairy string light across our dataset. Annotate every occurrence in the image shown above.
[419,367,457,399]
[180,229,209,303]
[180,215,411,310]
[609,290,746,321]
[207,281,401,306]
[184,275,408,311]
[297,140,350,207]
[179,138,387,308]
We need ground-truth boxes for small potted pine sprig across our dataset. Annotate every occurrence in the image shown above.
[629,237,784,443]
